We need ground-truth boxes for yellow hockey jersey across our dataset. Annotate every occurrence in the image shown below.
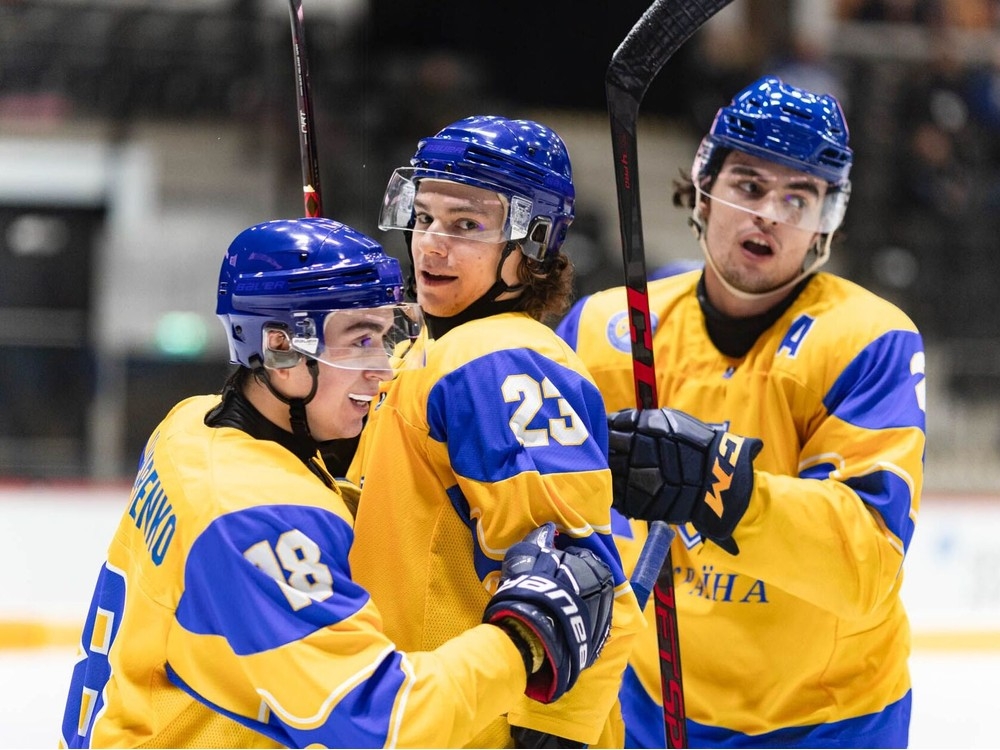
[556,271,926,747]
[60,394,535,749]
[348,312,644,747]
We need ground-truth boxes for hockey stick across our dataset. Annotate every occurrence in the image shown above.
[288,0,323,218]
[606,1,735,747]
[287,0,367,476]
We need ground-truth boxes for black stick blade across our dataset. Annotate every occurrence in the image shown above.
[607,0,736,103]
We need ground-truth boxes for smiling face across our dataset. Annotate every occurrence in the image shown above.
[409,180,522,318]
[300,358,385,441]
[701,151,826,315]
[260,319,390,441]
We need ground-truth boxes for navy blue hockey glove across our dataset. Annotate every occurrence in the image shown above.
[510,726,586,748]
[608,407,763,555]
[484,522,614,704]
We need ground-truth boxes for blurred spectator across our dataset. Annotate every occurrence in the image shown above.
[899,122,971,219]
[966,38,1000,133]
[849,0,945,24]
[895,30,977,215]
[883,27,1000,340]
[770,34,849,109]
[965,39,1000,210]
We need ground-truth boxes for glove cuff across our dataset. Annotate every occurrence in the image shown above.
[487,607,558,703]
[496,617,545,674]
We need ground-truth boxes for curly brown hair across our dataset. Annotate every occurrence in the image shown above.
[511,251,574,325]
[673,169,698,210]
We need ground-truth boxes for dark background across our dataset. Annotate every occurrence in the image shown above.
[1,0,998,477]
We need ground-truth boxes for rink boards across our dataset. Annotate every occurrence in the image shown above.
[1,482,998,651]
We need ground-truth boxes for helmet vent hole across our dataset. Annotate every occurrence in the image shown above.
[780,104,811,121]
[818,147,850,167]
[299,252,308,262]
[726,115,756,136]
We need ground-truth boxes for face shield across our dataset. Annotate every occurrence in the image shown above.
[378,168,535,246]
[693,146,851,236]
[267,303,426,376]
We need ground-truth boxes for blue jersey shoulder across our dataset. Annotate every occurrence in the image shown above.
[178,504,366,655]
[426,347,609,483]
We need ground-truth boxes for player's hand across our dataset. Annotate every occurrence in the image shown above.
[608,407,762,554]
[483,522,614,704]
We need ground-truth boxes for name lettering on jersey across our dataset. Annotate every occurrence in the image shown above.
[777,314,816,359]
[127,465,176,566]
[677,564,769,604]
[502,374,589,447]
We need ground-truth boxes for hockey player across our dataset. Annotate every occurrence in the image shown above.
[556,76,926,747]
[59,217,616,749]
[347,116,644,748]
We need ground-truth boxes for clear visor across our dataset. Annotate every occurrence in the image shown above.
[281,303,426,375]
[378,168,534,244]
[694,156,850,235]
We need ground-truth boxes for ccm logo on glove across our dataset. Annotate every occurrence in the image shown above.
[706,433,749,518]
[608,407,763,554]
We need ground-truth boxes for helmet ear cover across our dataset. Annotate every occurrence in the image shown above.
[523,218,554,261]
[261,326,302,370]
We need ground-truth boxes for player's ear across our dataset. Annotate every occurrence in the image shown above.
[689,192,709,241]
[699,192,710,221]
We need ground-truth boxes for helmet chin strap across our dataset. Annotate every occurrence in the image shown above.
[445,240,525,314]
[487,240,526,297]
[252,358,321,442]
[689,195,832,304]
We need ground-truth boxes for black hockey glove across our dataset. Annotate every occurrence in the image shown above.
[484,522,614,705]
[608,407,763,555]
[510,725,586,748]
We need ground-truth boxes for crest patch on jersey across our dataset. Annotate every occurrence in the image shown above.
[606,310,659,354]
[678,523,702,550]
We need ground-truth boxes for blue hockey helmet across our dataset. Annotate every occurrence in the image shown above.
[692,75,852,234]
[378,115,575,259]
[216,218,424,373]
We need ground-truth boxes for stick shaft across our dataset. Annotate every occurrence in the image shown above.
[608,86,686,747]
[606,1,735,746]
[288,0,323,218]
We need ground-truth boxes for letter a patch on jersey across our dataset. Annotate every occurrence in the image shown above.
[777,314,815,359]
